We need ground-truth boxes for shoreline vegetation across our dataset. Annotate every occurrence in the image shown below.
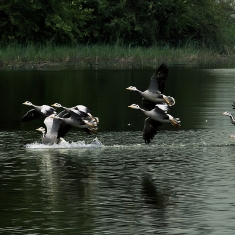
[2,1,235,69]
[0,44,234,70]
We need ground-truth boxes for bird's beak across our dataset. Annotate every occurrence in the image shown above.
[51,104,55,107]
[36,128,40,131]
[22,102,27,105]
[222,112,226,115]
[126,87,131,90]
[128,105,132,108]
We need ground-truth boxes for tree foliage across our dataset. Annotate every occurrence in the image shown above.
[0,0,92,44]
[0,0,234,48]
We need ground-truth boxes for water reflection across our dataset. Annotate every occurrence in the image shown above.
[141,173,171,209]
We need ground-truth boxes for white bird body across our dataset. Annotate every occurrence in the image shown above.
[141,90,165,103]
[36,115,64,145]
[143,108,177,125]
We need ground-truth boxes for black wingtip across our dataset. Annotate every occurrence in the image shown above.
[157,63,168,72]
[232,102,235,109]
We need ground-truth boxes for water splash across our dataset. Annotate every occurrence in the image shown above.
[25,137,103,149]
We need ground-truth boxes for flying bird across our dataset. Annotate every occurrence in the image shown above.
[50,109,98,135]
[35,111,72,144]
[21,101,56,122]
[126,63,175,110]
[128,104,180,144]
[51,103,99,123]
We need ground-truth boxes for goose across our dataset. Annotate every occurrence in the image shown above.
[128,104,180,126]
[21,101,56,122]
[36,127,67,145]
[223,111,235,125]
[50,112,98,134]
[51,103,99,123]
[36,114,70,144]
[128,104,181,144]
[126,63,175,109]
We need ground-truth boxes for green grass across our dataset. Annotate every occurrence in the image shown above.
[0,43,230,69]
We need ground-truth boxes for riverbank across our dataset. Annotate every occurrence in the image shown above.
[0,44,233,69]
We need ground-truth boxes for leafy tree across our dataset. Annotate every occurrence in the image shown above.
[0,0,92,44]
[0,0,234,48]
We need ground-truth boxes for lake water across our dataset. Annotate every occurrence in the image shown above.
[1,64,235,234]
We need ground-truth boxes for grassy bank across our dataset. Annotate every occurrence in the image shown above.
[0,44,232,69]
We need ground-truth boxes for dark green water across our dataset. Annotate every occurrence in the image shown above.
[1,65,235,234]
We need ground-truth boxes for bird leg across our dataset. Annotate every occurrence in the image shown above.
[162,95,175,106]
[83,120,97,127]
[88,127,98,133]
[170,119,181,127]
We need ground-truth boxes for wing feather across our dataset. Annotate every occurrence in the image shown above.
[21,109,41,122]
[148,63,168,93]
[143,118,162,144]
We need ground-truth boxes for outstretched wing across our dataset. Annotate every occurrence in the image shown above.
[148,63,168,94]
[21,109,41,122]
[74,105,92,114]
[143,118,162,144]
[58,124,72,138]
[58,110,70,118]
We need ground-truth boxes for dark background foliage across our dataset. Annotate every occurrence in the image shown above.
[0,0,234,48]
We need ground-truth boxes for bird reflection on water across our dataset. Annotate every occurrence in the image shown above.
[141,173,171,209]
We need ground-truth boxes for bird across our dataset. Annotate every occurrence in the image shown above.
[35,113,71,145]
[126,63,175,110]
[50,110,98,135]
[36,126,61,145]
[21,101,56,122]
[128,104,181,144]
[51,103,99,123]
[36,126,67,145]
[223,111,235,125]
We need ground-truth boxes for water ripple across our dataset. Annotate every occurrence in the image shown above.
[25,137,103,149]
[1,129,235,234]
